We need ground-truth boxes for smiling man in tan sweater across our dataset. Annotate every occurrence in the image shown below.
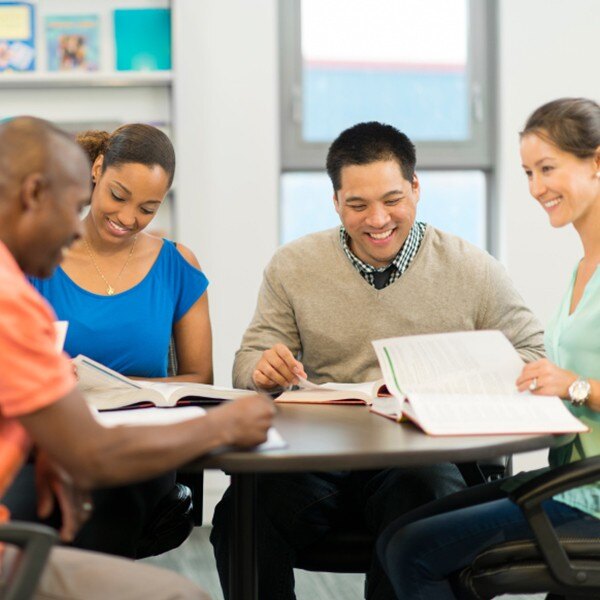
[211,122,545,600]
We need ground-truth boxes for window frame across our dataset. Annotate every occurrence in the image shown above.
[279,0,497,172]
[278,0,498,254]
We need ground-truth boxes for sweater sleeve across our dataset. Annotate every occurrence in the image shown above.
[478,256,545,363]
[233,252,302,390]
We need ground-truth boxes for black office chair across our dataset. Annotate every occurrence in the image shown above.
[134,342,204,558]
[295,458,509,573]
[0,521,58,600]
[460,455,600,599]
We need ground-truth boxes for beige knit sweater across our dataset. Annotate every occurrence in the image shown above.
[233,226,544,389]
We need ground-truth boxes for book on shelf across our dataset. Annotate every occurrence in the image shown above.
[275,377,389,405]
[45,14,100,72]
[74,354,250,411]
[113,8,171,71]
[370,330,588,436]
[0,2,35,72]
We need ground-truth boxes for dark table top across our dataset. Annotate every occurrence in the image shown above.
[189,404,571,473]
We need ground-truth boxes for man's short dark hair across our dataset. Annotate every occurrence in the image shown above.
[326,121,416,191]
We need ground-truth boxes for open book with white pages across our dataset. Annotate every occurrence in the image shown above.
[275,377,389,405]
[370,330,588,436]
[73,354,251,411]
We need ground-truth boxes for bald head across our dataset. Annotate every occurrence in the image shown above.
[0,117,91,277]
[0,117,89,198]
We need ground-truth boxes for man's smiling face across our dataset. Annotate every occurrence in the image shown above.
[333,159,420,268]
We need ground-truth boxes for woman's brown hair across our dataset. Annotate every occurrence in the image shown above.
[521,97,600,159]
[76,123,176,186]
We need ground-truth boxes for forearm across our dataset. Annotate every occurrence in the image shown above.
[74,410,229,487]
[20,391,232,489]
[514,330,546,363]
[233,348,263,389]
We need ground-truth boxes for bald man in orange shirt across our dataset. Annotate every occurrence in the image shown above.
[0,117,275,599]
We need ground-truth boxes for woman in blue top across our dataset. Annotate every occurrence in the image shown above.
[31,123,211,557]
[377,97,600,599]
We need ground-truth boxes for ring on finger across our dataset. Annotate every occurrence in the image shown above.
[529,377,538,392]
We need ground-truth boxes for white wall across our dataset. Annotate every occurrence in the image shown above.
[497,0,598,325]
[173,0,279,386]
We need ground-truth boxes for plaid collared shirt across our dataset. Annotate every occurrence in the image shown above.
[339,222,426,289]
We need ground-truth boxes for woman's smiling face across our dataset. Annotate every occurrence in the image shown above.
[520,131,600,229]
[89,160,170,242]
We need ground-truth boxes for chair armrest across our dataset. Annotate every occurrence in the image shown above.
[0,521,58,600]
[509,456,600,509]
[176,471,204,525]
[506,456,600,591]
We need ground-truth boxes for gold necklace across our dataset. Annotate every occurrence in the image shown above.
[83,236,138,296]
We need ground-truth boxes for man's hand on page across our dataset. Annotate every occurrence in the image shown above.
[252,344,307,390]
[210,394,276,447]
[35,449,93,542]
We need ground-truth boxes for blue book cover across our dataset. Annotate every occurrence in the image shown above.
[0,2,35,72]
[114,8,171,71]
[45,14,100,71]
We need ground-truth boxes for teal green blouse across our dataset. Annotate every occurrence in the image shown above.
[546,264,600,519]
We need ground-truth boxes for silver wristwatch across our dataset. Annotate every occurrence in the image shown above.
[568,378,591,407]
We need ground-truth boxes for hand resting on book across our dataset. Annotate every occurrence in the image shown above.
[253,343,307,391]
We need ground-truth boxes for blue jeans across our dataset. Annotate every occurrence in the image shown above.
[210,464,465,600]
[377,479,600,600]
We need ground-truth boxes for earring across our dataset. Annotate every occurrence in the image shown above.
[596,172,600,178]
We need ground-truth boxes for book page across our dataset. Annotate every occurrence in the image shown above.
[74,355,141,392]
[370,396,406,421]
[83,387,159,411]
[53,321,68,353]
[137,380,250,403]
[276,388,371,404]
[94,406,206,427]
[256,427,288,452]
[372,331,524,397]
[297,377,381,396]
[274,376,379,403]
[93,408,287,450]
[405,393,588,436]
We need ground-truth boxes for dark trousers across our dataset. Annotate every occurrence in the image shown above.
[4,464,175,557]
[376,477,600,599]
[210,463,465,600]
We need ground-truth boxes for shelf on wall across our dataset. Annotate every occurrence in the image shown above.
[0,71,173,89]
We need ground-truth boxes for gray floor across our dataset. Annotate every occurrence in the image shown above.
[143,526,545,600]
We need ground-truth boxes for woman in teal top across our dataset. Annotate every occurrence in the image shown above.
[377,97,600,599]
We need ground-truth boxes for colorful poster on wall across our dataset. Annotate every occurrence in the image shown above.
[0,2,35,72]
[45,14,100,71]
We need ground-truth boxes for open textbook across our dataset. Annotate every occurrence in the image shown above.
[74,354,250,411]
[275,377,389,405]
[370,330,588,436]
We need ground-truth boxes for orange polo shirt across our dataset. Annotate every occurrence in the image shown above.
[0,241,76,519]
